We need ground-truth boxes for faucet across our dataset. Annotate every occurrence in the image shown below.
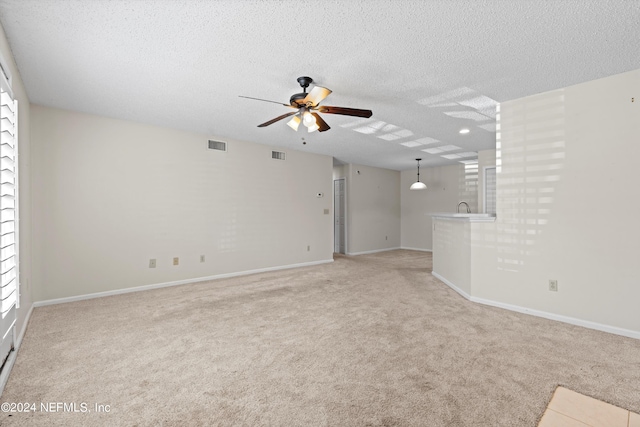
[457,201,470,213]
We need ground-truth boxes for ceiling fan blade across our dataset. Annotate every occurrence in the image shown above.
[303,86,332,106]
[316,106,372,118]
[311,113,331,132]
[239,95,295,108]
[257,111,298,127]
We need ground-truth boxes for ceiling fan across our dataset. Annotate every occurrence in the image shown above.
[239,76,372,133]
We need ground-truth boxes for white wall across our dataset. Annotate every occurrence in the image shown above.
[473,69,640,333]
[31,106,334,301]
[400,163,479,251]
[0,23,32,341]
[345,163,400,254]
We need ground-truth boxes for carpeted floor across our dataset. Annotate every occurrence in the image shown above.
[1,250,639,426]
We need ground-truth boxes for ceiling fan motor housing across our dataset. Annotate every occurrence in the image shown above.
[290,93,308,107]
[290,76,314,107]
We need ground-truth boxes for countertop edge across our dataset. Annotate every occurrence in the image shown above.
[430,214,497,223]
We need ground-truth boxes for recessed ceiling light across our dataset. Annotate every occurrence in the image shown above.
[459,128,470,135]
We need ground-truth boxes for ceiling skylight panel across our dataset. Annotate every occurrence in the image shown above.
[443,111,492,122]
[456,152,477,157]
[457,95,498,111]
[413,137,439,145]
[400,141,424,147]
[378,133,402,141]
[394,129,414,138]
[353,126,377,134]
[353,120,388,135]
[381,124,400,132]
[422,147,443,154]
[437,145,460,152]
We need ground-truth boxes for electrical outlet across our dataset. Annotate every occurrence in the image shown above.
[173,257,179,266]
[549,280,558,292]
[200,255,205,263]
[385,236,388,240]
[149,259,156,268]
[307,245,310,251]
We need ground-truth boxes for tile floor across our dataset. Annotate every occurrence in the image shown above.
[538,386,640,427]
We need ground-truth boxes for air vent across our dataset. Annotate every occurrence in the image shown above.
[272,150,286,160]
[208,140,227,152]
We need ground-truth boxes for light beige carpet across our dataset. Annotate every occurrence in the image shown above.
[1,250,639,426]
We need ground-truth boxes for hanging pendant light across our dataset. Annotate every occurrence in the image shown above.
[410,158,427,190]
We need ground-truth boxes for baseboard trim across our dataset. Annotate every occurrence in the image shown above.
[34,258,334,308]
[0,303,34,396]
[15,304,33,349]
[347,247,401,256]
[470,296,640,340]
[432,271,472,300]
[400,247,433,253]
[431,272,640,340]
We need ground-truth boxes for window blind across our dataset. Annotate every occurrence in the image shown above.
[0,77,17,319]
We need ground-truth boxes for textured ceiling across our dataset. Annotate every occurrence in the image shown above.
[0,0,639,171]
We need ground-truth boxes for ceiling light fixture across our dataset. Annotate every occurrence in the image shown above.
[287,113,301,131]
[302,110,315,127]
[410,158,427,190]
[459,128,470,134]
[287,109,319,132]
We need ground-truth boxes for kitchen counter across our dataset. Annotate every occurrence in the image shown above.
[430,213,495,298]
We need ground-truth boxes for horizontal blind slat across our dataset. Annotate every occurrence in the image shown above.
[0,255,15,273]
[1,144,15,158]
[1,132,14,148]
[0,105,14,124]
[0,266,15,286]
[0,233,14,248]
[0,208,15,222]
[0,279,15,299]
[0,118,13,136]
[1,289,16,315]
[0,92,13,111]
[0,169,14,184]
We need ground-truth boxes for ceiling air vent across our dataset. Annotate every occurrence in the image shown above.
[272,151,286,160]
[208,140,227,152]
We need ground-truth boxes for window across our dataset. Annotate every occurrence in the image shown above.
[484,166,496,214]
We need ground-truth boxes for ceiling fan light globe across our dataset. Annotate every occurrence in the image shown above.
[302,111,316,127]
[410,181,427,190]
[307,123,319,133]
[287,115,301,131]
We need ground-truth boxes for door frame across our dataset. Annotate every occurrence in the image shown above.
[333,177,347,254]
